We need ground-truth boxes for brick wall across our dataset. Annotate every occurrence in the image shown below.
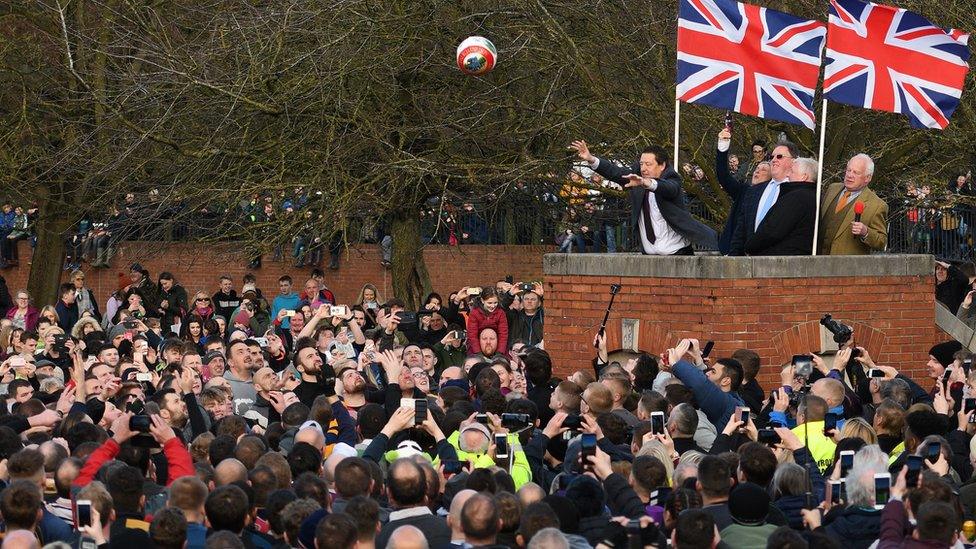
[544,255,938,390]
[1,241,553,305]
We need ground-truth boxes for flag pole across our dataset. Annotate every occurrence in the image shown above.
[673,98,681,166]
[812,98,828,256]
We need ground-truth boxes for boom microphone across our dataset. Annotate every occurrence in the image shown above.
[853,201,864,223]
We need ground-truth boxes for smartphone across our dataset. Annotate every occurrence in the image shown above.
[724,110,733,130]
[966,398,976,414]
[329,305,348,317]
[739,408,750,424]
[505,275,514,284]
[803,492,817,510]
[135,373,152,382]
[840,450,855,477]
[129,415,151,433]
[442,460,463,476]
[495,433,510,460]
[906,454,924,488]
[518,282,535,292]
[874,473,891,509]
[651,411,666,435]
[792,355,813,377]
[828,480,843,506]
[252,337,269,348]
[475,413,489,425]
[450,330,467,340]
[562,414,582,429]
[926,443,941,464]
[284,310,296,317]
[965,358,972,375]
[53,334,69,353]
[580,433,597,471]
[701,340,715,359]
[414,398,428,426]
[76,499,92,528]
[467,287,482,297]
[396,311,418,325]
[823,413,838,436]
[758,428,781,446]
[400,398,416,410]
[501,413,530,429]
[867,369,885,378]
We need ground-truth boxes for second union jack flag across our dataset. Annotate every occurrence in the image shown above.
[825,0,970,130]
[677,0,826,129]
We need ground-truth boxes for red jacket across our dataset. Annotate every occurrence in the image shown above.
[466,307,509,355]
[73,437,194,488]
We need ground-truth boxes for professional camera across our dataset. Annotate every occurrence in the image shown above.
[820,314,853,345]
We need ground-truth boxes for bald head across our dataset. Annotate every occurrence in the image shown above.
[296,427,325,451]
[517,482,545,508]
[461,493,500,545]
[386,525,428,549]
[812,378,845,409]
[448,489,477,535]
[214,458,248,486]
[1,530,39,549]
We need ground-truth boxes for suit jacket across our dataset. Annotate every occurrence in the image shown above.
[592,158,718,251]
[818,183,888,255]
[715,147,751,254]
[744,182,816,255]
[728,181,771,255]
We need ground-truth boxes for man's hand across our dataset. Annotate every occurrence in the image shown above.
[718,128,732,142]
[891,466,909,499]
[29,409,61,428]
[569,140,596,164]
[853,347,876,370]
[149,414,177,445]
[933,383,951,415]
[586,446,613,480]
[780,365,796,388]
[419,410,445,441]
[772,389,790,413]
[111,412,136,444]
[580,414,604,440]
[78,507,107,546]
[543,412,569,439]
[268,391,289,415]
[927,450,950,476]
[686,339,704,365]
[851,221,868,238]
[722,409,746,436]
[377,350,403,383]
[834,347,851,371]
[774,427,804,452]
[56,386,76,415]
[801,508,822,530]
[810,354,828,376]
[963,290,976,310]
[179,368,195,395]
[667,339,692,368]
[381,407,416,437]
[623,174,650,189]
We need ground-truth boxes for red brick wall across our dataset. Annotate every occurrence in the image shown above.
[2,241,553,306]
[544,273,937,389]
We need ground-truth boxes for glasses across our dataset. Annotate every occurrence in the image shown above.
[773,154,792,160]
[196,298,210,302]
[16,297,28,301]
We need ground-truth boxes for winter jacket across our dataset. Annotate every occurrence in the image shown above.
[155,284,189,330]
[672,359,743,428]
[878,499,947,548]
[507,307,544,348]
[823,506,883,549]
[774,494,808,530]
[466,306,509,355]
[7,305,40,332]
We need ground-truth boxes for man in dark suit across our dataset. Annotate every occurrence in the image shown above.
[570,140,718,254]
[715,128,770,254]
[744,157,818,256]
[728,141,798,255]
[376,459,452,548]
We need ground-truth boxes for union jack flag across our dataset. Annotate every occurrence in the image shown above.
[825,0,971,129]
[677,0,826,129]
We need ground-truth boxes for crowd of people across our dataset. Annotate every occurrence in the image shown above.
[0,263,970,549]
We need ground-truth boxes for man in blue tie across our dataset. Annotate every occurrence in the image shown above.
[727,141,796,255]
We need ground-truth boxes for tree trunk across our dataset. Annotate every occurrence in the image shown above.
[27,200,72,307]
[390,211,432,310]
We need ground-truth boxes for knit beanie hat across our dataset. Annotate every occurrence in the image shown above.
[929,341,962,368]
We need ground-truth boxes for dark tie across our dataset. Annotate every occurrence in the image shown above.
[641,189,657,244]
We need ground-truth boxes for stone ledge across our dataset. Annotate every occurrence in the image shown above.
[543,253,933,279]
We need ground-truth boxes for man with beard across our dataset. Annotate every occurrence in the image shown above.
[291,337,335,407]
[376,350,426,418]
[335,361,367,418]
[152,388,190,438]
[223,340,258,415]
[470,328,501,361]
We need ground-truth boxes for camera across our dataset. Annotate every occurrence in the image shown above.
[517,283,535,292]
[449,330,466,341]
[52,334,69,354]
[396,311,418,325]
[501,413,530,429]
[820,314,853,345]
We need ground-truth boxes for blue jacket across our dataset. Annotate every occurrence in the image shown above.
[0,211,14,231]
[271,292,301,329]
[728,181,770,256]
[672,360,743,428]
[715,147,751,254]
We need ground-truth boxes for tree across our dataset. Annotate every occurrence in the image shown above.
[1,0,973,306]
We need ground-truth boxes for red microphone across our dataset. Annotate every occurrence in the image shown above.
[853,201,864,223]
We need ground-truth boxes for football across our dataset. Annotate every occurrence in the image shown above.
[456,36,497,75]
